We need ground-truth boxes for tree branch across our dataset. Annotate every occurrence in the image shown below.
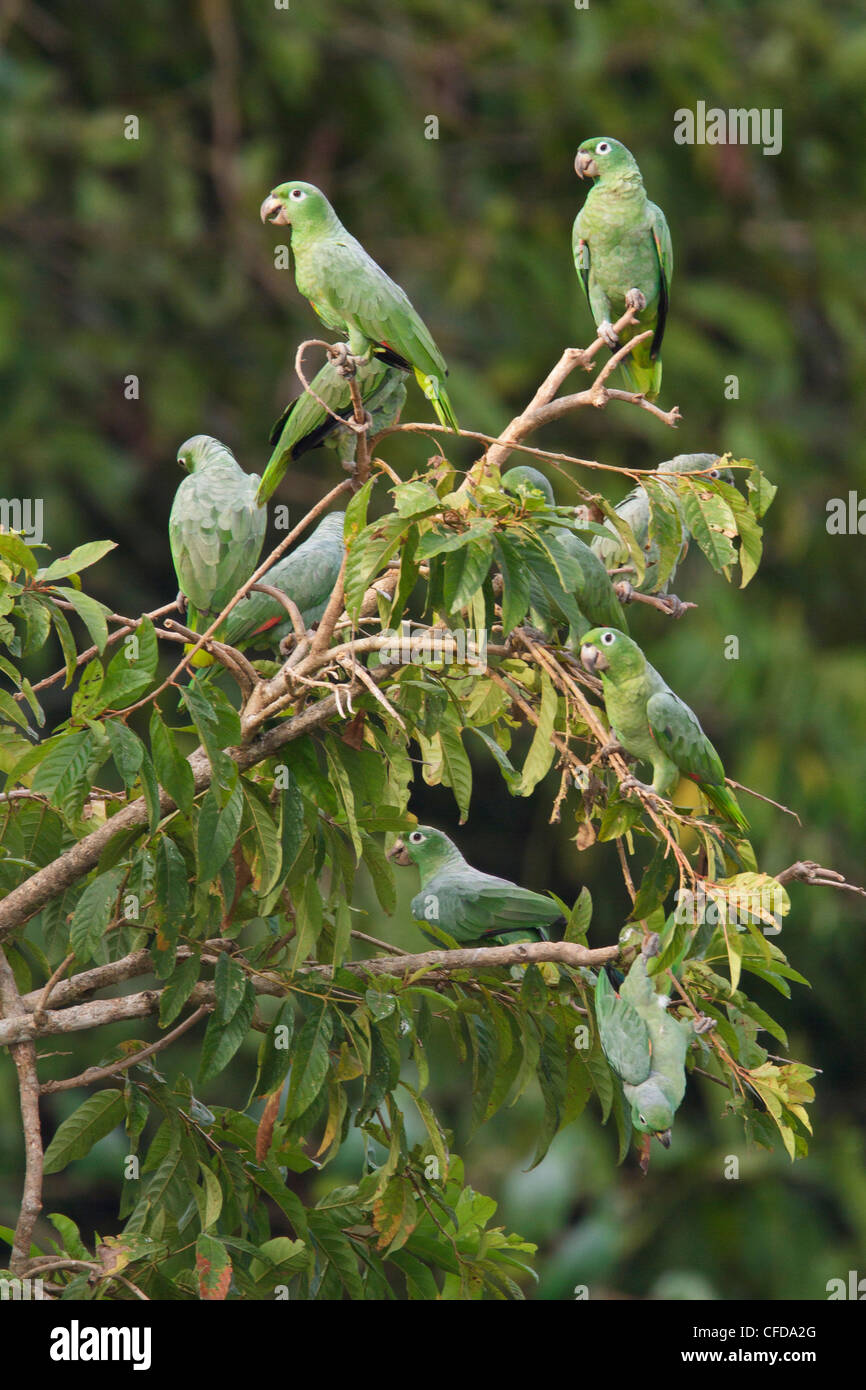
[0,946,43,1273]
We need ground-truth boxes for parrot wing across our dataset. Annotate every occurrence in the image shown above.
[646,689,725,787]
[648,201,672,359]
[572,218,591,305]
[311,237,447,380]
[433,868,563,941]
[595,968,653,1087]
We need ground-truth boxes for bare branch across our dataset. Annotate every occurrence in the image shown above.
[0,947,43,1274]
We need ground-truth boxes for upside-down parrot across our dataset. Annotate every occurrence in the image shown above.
[388,825,564,945]
[573,137,672,401]
[168,435,266,638]
[579,626,748,830]
[257,357,407,505]
[595,932,710,1154]
[591,454,728,594]
[501,466,627,639]
[260,180,458,432]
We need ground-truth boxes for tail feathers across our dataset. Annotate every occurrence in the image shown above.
[704,781,749,833]
[415,368,459,432]
[619,354,662,402]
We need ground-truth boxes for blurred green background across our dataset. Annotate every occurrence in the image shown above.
[1,0,865,1299]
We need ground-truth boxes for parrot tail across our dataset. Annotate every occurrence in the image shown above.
[703,781,749,833]
[415,368,459,432]
[619,354,662,402]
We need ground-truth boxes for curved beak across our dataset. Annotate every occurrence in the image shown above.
[387,838,411,866]
[574,150,597,180]
[580,643,607,674]
[260,194,289,226]
[657,1129,672,1149]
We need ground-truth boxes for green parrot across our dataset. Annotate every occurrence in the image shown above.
[501,466,627,640]
[388,825,564,945]
[257,357,407,506]
[591,454,728,594]
[260,181,458,432]
[595,932,709,1153]
[579,626,748,830]
[217,511,346,655]
[169,435,266,639]
[573,137,672,400]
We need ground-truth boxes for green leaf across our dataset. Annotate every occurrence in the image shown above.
[159,954,201,1027]
[494,535,532,634]
[55,588,110,654]
[196,784,243,885]
[439,726,472,823]
[517,670,557,796]
[99,618,158,710]
[69,867,125,961]
[198,980,256,1085]
[442,541,492,612]
[285,1004,334,1122]
[38,540,117,583]
[105,718,144,791]
[42,1090,125,1174]
[0,530,38,576]
[256,1000,295,1096]
[149,710,195,816]
[677,480,737,573]
[214,951,248,1026]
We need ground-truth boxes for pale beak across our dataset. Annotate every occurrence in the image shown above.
[657,1129,672,1149]
[387,838,411,866]
[580,643,607,673]
[260,194,289,226]
[574,150,597,180]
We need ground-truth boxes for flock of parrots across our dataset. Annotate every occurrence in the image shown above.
[167,137,747,1156]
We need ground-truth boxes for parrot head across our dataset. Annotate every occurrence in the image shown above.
[579,626,642,682]
[260,181,337,233]
[574,137,641,183]
[630,1081,676,1148]
[656,453,735,488]
[388,825,462,877]
[176,435,237,474]
[502,466,556,508]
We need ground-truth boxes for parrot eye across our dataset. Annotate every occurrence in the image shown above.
[639,1114,647,1124]
[708,468,720,480]
[289,188,307,201]
[601,631,616,647]
[409,831,425,845]
[595,141,611,154]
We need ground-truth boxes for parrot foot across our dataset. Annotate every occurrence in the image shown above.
[693,1013,716,1036]
[598,739,624,762]
[625,287,647,314]
[176,591,187,615]
[597,319,620,350]
[619,775,664,807]
[658,592,695,620]
[327,342,361,379]
[613,580,634,605]
[641,932,661,960]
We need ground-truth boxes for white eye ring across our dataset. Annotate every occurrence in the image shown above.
[601,631,616,646]
[409,831,424,844]
[708,469,720,480]
[290,188,307,201]
[639,1114,647,1124]
[596,141,611,154]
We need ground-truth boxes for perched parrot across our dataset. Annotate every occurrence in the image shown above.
[595,932,709,1153]
[257,357,407,506]
[169,435,266,639]
[579,627,748,830]
[502,466,627,639]
[260,181,458,432]
[573,137,672,400]
[591,454,728,594]
[388,825,564,945]
[218,512,346,655]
